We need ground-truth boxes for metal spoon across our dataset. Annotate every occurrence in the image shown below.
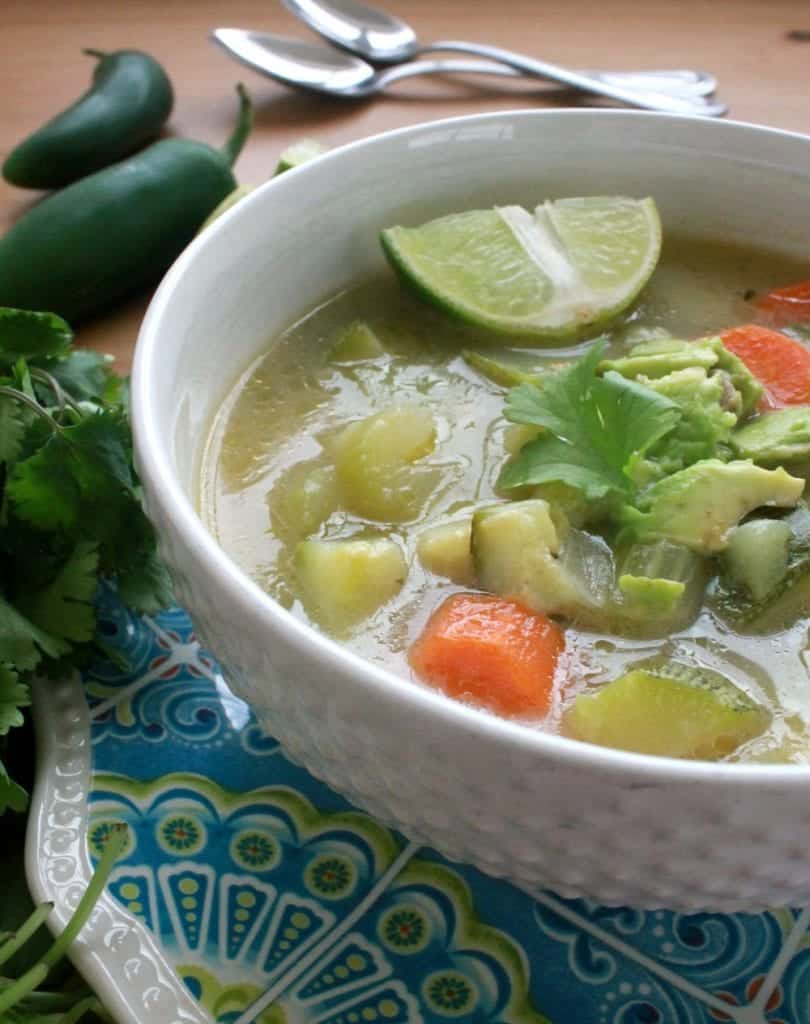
[213,29,726,116]
[213,29,540,95]
[283,0,724,109]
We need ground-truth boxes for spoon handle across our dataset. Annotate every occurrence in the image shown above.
[379,61,716,101]
[579,69,717,98]
[429,39,727,116]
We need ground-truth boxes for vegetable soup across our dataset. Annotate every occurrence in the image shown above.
[201,200,810,764]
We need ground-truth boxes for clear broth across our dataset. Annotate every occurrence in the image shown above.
[201,236,810,763]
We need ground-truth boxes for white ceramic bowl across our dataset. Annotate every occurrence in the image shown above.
[133,110,810,912]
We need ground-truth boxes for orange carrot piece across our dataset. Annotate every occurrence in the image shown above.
[408,593,564,717]
[755,280,810,324]
[721,324,810,411]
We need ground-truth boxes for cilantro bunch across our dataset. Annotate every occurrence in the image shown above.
[0,307,172,814]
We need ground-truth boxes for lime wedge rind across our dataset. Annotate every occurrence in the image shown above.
[381,196,662,342]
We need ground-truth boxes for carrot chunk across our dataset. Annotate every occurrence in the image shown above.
[408,593,564,717]
[721,324,810,411]
[755,280,810,324]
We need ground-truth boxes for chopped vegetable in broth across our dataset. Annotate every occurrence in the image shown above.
[201,216,810,764]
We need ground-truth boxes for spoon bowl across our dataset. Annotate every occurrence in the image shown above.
[212,28,546,98]
[285,0,420,64]
[213,28,377,94]
[282,0,724,107]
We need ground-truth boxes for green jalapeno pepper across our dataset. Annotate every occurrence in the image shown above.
[0,85,252,322]
[3,49,174,190]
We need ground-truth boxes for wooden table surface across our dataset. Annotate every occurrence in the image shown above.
[2,0,809,371]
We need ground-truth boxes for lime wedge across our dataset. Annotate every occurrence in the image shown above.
[381,196,661,341]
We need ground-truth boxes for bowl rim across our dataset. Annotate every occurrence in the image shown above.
[132,106,810,784]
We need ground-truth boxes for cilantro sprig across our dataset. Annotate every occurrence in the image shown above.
[0,824,128,1023]
[0,307,172,1021]
[0,308,172,815]
[498,340,681,505]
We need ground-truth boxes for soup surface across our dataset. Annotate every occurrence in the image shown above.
[201,232,810,764]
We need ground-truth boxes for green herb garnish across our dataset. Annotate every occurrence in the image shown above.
[0,306,172,814]
[497,340,681,502]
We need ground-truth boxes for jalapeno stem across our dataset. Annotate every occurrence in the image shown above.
[221,84,253,167]
[82,48,107,60]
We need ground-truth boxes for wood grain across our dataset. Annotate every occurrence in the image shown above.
[1,0,809,371]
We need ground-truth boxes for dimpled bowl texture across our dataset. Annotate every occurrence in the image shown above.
[132,110,810,912]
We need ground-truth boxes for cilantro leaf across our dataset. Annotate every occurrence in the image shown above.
[7,443,82,530]
[0,665,28,737]
[499,342,682,501]
[0,308,72,370]
[44,349,123,404]
[0,400,25,464]
[0,308,172,828]
[0,597,68,670]
[7,411,134,532]
[0,765,28,814]
[16,542,99,643]
[117,544,175,614]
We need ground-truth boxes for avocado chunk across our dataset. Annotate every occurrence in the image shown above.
[417,519,476,585]
[732,407,810,464]
[620,459,804,553]
[562,664,771,760]
[629,367,738,481]
[714,339,764,417]
[600,337,719,378]
[602,335,762,417]
[295,537,407,634]
[471,499,614,618]
[645,366,736,434]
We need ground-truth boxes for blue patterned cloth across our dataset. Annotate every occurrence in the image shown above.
[84,584,810,1024]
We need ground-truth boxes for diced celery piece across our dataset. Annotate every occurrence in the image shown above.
[330,321,386,362]
[562,665,770,760]
[462,350,543,387]
[295,537,407,633]
[619,575,685,615]
[267,460,340,543]
[723,519,791,601]
[416,519,475,585]
[333,405,439,522]
[617,539,704,621]
[471,499,614,619]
